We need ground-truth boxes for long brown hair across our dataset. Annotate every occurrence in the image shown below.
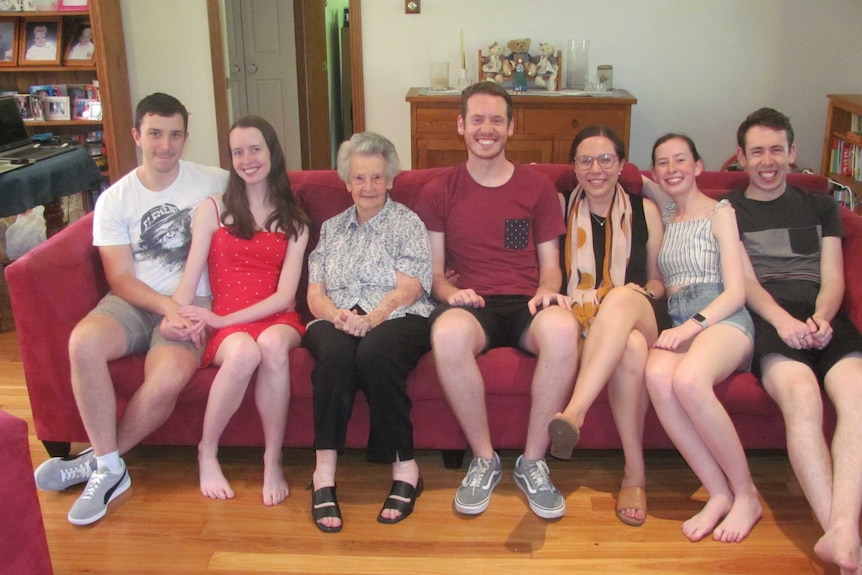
[222,115,310,240]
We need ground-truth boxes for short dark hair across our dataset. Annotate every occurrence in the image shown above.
[134,93,189,133]
[736,107,794,151]
[460,81,513,123]
[568,125,626,164]
[651,133,702,165]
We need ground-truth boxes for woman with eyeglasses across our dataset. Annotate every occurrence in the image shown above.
[548,125,666,527]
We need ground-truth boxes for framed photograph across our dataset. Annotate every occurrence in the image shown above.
[44,95,69,120]
[0,17,16,65]
[73,97,99,120]
[14,93,31,118]
[18,18,60,65]
[58,0,87,10]
[63,20,92,65]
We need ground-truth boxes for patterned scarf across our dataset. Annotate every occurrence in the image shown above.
[565,183,633,335]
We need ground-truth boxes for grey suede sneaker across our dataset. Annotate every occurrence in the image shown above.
[34,447,96,491]
[454,452,502,515]
[514,455,565,519]
[67,461,131,526]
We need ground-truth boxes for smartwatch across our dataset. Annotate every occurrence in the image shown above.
[691,312,708,329]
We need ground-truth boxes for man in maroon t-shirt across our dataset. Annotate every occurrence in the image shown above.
[415,81,577,520]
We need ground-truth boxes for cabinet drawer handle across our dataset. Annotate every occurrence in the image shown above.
[570,119,580,129]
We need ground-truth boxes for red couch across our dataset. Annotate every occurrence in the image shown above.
[7,164,858,467]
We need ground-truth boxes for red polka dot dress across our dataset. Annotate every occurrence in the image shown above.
[201,226,305,367]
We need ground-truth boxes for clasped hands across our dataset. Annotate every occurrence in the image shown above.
[159,305,221,348]
[778,314,832,350]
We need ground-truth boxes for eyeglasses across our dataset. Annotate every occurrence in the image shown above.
[574,154,618,169]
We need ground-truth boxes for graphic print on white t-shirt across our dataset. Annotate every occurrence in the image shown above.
[133,203,194,274]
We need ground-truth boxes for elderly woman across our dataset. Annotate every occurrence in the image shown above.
[304,131,434,533]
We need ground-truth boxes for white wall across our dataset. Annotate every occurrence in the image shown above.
[119,0,862,171]
[120,0,220,166]
[362,0,862,170]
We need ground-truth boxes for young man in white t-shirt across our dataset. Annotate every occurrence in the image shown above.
[33,93,229,526]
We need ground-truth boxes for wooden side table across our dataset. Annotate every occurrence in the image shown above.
[405,87,637,168]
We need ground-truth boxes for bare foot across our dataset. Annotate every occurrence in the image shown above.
[199,452,234,500]
[682,494,732,542]
[814,524,862,574]
[262,460,289,506]
[712,491,762,543]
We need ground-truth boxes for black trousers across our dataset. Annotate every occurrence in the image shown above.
[303,314,430,464]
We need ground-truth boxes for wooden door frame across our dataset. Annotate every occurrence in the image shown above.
[207,0,364,170]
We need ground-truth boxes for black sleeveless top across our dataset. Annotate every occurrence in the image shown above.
[591,194,649,286]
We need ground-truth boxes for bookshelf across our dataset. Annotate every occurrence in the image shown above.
[0,0,135,184]
[821,94,862,196]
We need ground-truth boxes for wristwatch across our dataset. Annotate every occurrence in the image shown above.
[691,312,708,329]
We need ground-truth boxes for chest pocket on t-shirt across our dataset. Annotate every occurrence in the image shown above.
[505,218,530,250]
[788,226,820,255]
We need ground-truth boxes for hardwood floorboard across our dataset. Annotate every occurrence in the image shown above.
[0,280,839,574]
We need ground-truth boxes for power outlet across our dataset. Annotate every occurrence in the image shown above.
[405,0,420,15]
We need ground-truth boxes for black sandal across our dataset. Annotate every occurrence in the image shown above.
[311,485,342,533]
[377,476,424,524]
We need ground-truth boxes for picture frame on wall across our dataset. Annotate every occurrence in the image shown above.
[44,95,70,120]
[19,18,61,65]
[0,0,24,12]
[0,18,17,65]
[23,0,58,10]
[63,20,93,65]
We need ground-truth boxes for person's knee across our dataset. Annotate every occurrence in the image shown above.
[430,309,479,354]
[644,360,672,401]
[256,329,296,368]
[69,315,123,362]
[531,307,578,357]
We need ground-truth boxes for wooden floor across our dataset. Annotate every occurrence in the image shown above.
[0,279,836,574]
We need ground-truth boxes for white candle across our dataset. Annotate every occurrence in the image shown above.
[460,30,466,70]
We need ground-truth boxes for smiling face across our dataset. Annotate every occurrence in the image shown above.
[457,93,513,162]
[132,112,187,176]
[347,153,390,223]
[573,135,625,201]
[652,137,703,198]
[229,126,271,190]
[737,125,796,199]
[33,26,47,47]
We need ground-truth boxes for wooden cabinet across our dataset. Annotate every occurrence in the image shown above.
[406,87,637,168]
[821,94,862,196]
[0,0,135,184]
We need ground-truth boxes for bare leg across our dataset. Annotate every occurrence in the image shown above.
[647,326,759,542]
[814,355,862,575]
[430,309,494,459]
[607,330,650,523]
[521,306,579,460]
[254,325,301,506]
[68,314,129,457]
[198,333,261,500]
[560,287,656,427]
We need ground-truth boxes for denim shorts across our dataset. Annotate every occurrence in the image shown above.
[667,283,754,343]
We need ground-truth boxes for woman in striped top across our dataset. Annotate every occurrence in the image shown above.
[644,134,760,543]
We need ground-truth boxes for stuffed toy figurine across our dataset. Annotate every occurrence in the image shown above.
[533,43,559,90]
[502,38,537,77]
[482,42,505,83]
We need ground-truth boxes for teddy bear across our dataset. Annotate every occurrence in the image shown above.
[482,42,505,83]
[533,43,559,90]
[502,38,537,78]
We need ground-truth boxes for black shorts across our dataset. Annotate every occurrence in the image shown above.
[428,295,536,353]
[751,300,862,385]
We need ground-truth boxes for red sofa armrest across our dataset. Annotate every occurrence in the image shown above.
[840,209,862,331]
[5,212,108,442]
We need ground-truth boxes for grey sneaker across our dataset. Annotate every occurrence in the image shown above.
[34,447,96,491]
[454,453,502,515]
[514,455,565,519]
[67,461,131,526]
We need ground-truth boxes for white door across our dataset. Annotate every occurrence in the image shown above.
[226,0,302,170]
